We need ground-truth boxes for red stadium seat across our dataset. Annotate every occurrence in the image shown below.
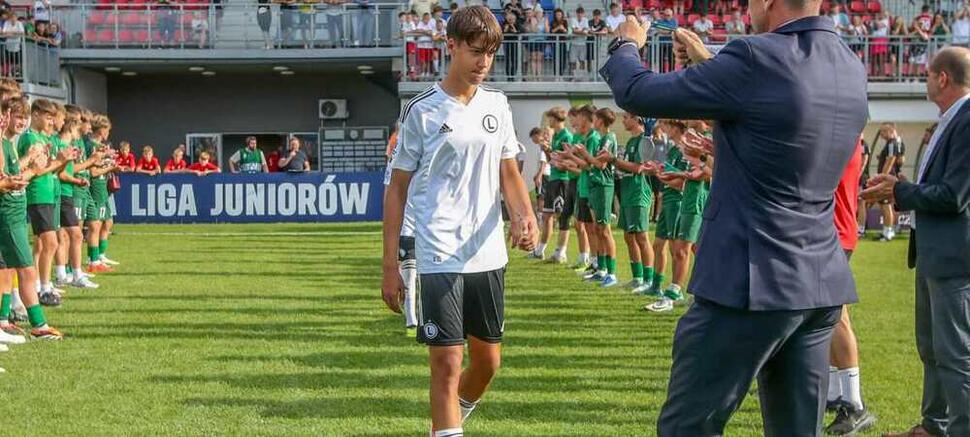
[646,0,662,8]
[722,14,732,24]
[118,29,134,43]
[687,13,699,24]
[103,11,119,25]
[867,1,881,13]
[87,11,106,25]
[115,0,131,10]
[181,12,196,25]
[135,29,150,42]
[742,14,750,25]
[129,0,148,10]
[98,29,117,43]
[96,0,113,11]
[173,29,185,42]
[84,28,99,43]
[710,15,721,25]
[710,27,727,42]
[121,12,141,25]
[861,14,871,23]
[849,1,865,13]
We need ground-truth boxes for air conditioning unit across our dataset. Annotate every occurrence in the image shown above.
[319,99,349,120]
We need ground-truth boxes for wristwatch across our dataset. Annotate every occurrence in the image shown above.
[607,37,637,55]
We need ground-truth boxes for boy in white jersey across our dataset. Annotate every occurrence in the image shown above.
[381,7,538,437]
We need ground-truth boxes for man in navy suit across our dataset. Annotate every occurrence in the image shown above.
[863,47,970,437]
[599,1,868,435]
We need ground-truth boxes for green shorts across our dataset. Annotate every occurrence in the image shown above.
[674,212,703,243]
[0,222,34,267]
[619,206,649,234]
[587,184,614,225]
[87,199,107,222]
[656,201,682,240]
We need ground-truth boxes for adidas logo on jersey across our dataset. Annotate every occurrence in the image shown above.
[438,123,453,134]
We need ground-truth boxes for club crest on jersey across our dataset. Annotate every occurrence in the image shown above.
[482,114,498,133]
[423,322,440,340]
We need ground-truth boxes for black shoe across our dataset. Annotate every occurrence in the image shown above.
[38,292,61,307]
[826,399,842,412]
[826,404,876,436]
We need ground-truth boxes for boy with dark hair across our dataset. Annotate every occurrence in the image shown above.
[381,7,537,437]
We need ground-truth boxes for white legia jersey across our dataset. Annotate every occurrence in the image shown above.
[390,83,519,274]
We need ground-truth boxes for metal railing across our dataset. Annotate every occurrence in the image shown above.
[401,33,955,82]
[51,2,405,49]
[0,36,61,87]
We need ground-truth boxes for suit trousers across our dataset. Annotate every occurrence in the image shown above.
[657,297,841,437]
[916,270,970,437]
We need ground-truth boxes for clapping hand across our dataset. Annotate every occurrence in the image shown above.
[682,130,714,157]
[860,174,898,203]
[596,148,614,162]
[673,28,712,66]
[639,160,661,175]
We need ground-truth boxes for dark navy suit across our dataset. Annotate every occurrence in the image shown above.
[600,16,868,436]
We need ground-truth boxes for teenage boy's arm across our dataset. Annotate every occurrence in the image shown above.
[501,158,538,252]
[381,168,411,314]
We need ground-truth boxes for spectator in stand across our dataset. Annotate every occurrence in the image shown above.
[297,0,314,49]
[163,147,189,174]
[115,141,136,172]
[266,146,281,172]
[277,0,298,47]
[432,15,446,75]
[828,4,850,35]
[916,5,933,32]
[724,10,745,34]
[415,12,436,77]
[323,0,345,48]
[278,137,311,173]
[605,3,625,32]
[400,11,417,78]
[31,21,56,46]
[256,0,273,49]
[635,7,652,26]
[136,146,161,176]
[874,122,905,241]
[589,9,608,35]
[32,0,50,25]
[911,15,932,76]
[549,8,568,76]
[523,8,545,79]
[0,0,11,15]
[847,15,867,58]
[870,17,891,76]
[188,151,220,176]
[504,0,525,26]
[931,13,950,38]
[569,7,589,78]
[229,136,268,174]
[408,0,436,19]
[47,22,62,47]
[191,14,209,49]
[1,11,24,75]
[692,12,714,43]
[502,9,520,79]
[157,0,178,46]
[655,9,677,71]
[955,8,970,47]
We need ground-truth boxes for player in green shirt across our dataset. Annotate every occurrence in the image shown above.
[0,97,68,340]
[18,99,71,304]
[573,107,602,278]
[571,108,620,287]
[643,120,689,300]
[532,107,575,264]
[611,113,657,293]
[84,114,119,274]
[55,108,99,289]
[551,106,597,275]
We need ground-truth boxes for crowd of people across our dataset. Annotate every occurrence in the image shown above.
[0,77,128,365]
[0,0,63,78]
[398,0,970,80]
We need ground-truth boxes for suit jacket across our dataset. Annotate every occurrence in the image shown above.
[600,16,869,310]
[895,99,970,278]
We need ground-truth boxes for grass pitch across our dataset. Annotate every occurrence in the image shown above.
[1,223,919,436]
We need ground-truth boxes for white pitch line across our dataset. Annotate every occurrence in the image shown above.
[118,231,381,237]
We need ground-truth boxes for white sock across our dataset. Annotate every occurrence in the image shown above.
[827,366,842,402]
[839,367,864,410]
[41,282,51,294]
[536,243,547,256]
[74,269,85,281]
[459,397,478,423]
[10,289,21,309]
[433,428,463,437]
[554,246,567,258]
[400,260,418,327]
[667,283,682,293]
[883,226,892,238]
[55,265,67,279]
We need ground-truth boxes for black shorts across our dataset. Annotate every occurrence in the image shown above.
[417,268,505,346]
[27,204,57,235]
[60,196,80,228]
[576,196,593,223]
[398,235,415,262]
[543,179,567,214]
